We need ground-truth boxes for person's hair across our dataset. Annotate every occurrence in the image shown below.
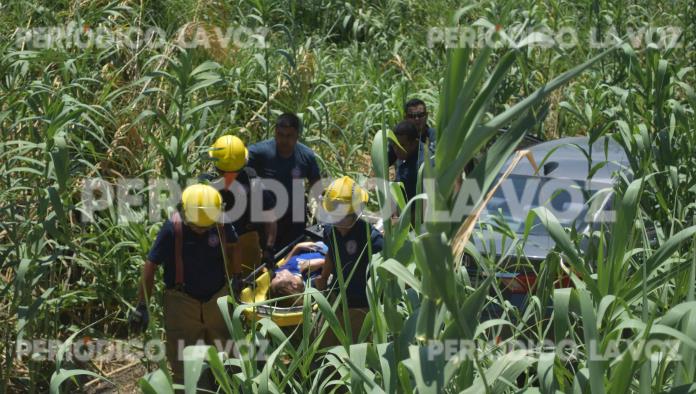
[404,98,426,113]
[393,120,419,140]
[269,272,305,307]
[275,112,302,134]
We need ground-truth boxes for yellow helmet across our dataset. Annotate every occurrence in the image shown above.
[209,135,248,172]
[181,184,222,227]
[321,176,369,218]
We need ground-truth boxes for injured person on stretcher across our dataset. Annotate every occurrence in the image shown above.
[269,241,328,307]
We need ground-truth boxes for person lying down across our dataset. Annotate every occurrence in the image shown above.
[269,241,327,307]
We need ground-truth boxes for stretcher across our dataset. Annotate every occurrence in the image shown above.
[239,224,324,327]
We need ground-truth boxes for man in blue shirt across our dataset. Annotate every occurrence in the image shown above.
[247,113,322,249]
[387,98,436,165]
[392,120,426,203]
[129,184,241,384]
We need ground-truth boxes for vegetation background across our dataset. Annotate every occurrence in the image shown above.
[0,0,695,392]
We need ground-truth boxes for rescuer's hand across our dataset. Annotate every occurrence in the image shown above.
[128,302,149,333]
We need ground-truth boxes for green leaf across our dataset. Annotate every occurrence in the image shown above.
[531,207,599,297]
[207,347,233,394]
[378,258,422,293]
[139,369,175,394]
[538,352,556,394]
[604,178,643,295]
[50,369,114,394]
[183,345,211,393]
[461,350,535,394]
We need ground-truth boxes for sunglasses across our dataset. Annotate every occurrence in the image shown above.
[406,111,427,119]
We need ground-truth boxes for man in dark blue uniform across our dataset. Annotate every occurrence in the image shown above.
[130,184,241,384]
[392,120,426,203]
[204,135,277,273]
[387,98,436,166]
[247,113,322,249]
[320,220,384,309]
[315,176,384,342]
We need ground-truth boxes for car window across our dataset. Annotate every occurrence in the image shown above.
[480,175,593,236]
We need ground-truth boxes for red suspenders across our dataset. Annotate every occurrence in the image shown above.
[171,212,185,287]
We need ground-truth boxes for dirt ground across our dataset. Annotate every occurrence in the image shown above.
[85,362,150,393]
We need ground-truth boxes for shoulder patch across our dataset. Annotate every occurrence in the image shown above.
[291,166,302,178]
[208,233,220,247]
[345,239,358,255]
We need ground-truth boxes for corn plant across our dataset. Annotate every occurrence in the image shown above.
[0,0,694,392]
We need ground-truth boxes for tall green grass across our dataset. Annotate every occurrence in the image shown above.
[0,0,694,392]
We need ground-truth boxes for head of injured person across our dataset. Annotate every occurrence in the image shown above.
[269,270,305,307]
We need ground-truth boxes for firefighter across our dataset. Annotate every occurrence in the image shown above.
[205,135,278,274]
[314,176,384,343]
[129,184,241,384]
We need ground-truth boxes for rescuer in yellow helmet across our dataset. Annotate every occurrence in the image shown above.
[130,183,241,384]
[314,176,383,343]
[204,135,278,275]
[208,135,247,173]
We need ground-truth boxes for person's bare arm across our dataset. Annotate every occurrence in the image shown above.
[314,255,333,290]
[287,241,320,259]
[264,221,277,250]
[453,175,463,196]
[230,242,243,275]
[300,258,325,273]
[137,261,157,305]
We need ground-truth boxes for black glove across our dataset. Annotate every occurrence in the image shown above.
[262,246,276,272]
[129,302,149,333]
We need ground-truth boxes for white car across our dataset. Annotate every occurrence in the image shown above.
[467,135,630,305]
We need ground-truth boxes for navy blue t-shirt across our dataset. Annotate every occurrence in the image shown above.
[388,126,436,166]
[199,167,275,235]
[247,139,321,244]
[147,220,238,301]
[323,220,384,308]
[396,142,427,202]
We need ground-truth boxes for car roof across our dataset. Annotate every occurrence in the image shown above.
[473,135,630,262]
[508,135,630,183]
